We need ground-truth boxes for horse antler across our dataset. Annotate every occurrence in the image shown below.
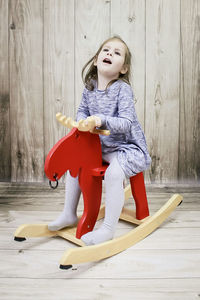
[56,112,110,136]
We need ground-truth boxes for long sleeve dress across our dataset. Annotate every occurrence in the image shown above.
[76,80,151,177]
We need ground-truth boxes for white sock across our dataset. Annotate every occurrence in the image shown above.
[81,152,125,245]
[48,211,78,231]
[48,171,81,231]
[81,223,114,245]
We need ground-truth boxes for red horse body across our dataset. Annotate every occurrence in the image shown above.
[44,128,149,239]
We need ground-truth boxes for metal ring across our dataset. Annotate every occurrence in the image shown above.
[49,175,59,189]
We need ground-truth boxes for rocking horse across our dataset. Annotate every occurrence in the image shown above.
[14,113,183,269]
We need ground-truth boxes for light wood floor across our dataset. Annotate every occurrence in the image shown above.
[0,182,200,300]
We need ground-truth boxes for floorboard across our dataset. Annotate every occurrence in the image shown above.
[0,183,199,299]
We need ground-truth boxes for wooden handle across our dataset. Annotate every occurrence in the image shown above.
[56,113,110,136]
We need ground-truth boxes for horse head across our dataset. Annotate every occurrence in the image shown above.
[44,128,103,182]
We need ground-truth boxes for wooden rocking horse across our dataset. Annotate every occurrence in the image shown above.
[14,113,183,269]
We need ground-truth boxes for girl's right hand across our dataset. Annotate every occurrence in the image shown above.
[77,116,110,135]
[83,116,101,133]
[85,116,101,128]
[76,116,101,133]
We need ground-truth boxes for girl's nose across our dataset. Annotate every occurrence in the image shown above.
[107,51,113,56]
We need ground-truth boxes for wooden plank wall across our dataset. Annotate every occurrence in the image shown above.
[0,0,199,184]
[179,0,200,182]
[0,0,10,180]
[9,0,44,182]
[145,0,180,183]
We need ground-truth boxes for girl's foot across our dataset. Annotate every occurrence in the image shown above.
[48,212,78,231]
[81,224,114,245]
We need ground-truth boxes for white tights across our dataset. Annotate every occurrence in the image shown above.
[48,152,125,245]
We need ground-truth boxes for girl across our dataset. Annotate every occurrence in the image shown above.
[48,36,151,245]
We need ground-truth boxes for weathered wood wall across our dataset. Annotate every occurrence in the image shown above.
[0,0,199,183]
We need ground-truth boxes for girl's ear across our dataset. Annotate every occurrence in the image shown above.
[120,64,128,74]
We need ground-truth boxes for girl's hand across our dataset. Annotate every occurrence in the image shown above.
[84,116,101,133]
[85,116,102,128]
[77,116,102,133]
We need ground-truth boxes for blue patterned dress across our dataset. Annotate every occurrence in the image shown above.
[77,80,151,177]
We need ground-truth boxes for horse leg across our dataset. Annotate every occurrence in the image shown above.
[76,169,102,239]
[130,172,149,220]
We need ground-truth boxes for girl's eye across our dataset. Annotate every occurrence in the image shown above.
[103,48,109,52]
[115,51,121,56]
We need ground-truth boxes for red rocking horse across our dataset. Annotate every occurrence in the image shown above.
[14,113,183,270]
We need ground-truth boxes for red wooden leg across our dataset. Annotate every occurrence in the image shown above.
[130,172,149,220]
[76,169,102,239]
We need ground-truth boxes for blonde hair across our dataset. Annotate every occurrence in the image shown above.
[82,35,132,91]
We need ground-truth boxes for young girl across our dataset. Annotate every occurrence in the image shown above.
[48,36,151,245]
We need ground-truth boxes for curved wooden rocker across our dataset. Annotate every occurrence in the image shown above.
[14,113,183,269]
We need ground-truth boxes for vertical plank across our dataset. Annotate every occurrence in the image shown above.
[74,0,110,113]
[111,0,146,128]
[9,0,44,181]
[43,0,75,162]
[179,0,200,182]
[145,0,180,183]
[0,0,10,181]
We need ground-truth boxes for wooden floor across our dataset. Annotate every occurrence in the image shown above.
[0,182,200,300]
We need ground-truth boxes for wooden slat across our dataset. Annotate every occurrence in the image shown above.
[1,205,200,228]
[1,181,200,193]
[9,0,44,181]
[111,0,146,127]
[0,183,200,212]
[145,0,180,183]
[0,249,199,279]
[119,207,147,224]
[0,0,10,181]
[0,184,199,299]
[0,1,199,184]
[74,0,110,113]
[0,278,199,300]
[43,0,75,163]
[179,0,200,181]
[1,226,200,251]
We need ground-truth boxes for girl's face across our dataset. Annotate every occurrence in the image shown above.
[94,39,128,79]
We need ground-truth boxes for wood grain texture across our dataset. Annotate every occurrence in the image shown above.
[2,227,200,250]
[59,194,182,266]
[0,183,200,299]
[0,0,10,180]
[145,0,180,183]
[43,0,75,161]
[0,278,199,300]
[0,1,199,183]
[74,0,110,113]
[111,0,146,127]
[179,0,200,182]
[9,0,44,181]
[2,248,198,279]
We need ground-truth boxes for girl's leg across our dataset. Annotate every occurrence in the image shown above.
[48,171,81,231]
[81,152,125,245]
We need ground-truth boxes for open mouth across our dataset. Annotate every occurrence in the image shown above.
[103,58,112,64]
